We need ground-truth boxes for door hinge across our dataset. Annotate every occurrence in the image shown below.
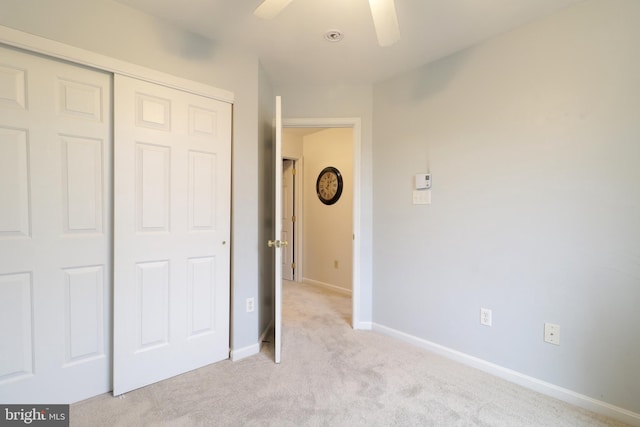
[292,168,296,176]
[291,263,296,270]
[291,215,296,222]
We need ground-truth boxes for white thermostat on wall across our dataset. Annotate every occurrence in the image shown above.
[414,173,431,190]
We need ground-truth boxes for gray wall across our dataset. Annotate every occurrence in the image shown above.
[0,0,264,353]
[258,64,275,337]
[372,0,640,413]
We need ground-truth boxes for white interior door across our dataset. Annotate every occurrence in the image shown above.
[0,45,112,403]
[113,75,231,395]
[271,96,284,364]
[282,159,295,281]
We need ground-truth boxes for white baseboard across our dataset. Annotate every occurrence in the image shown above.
[372,323,640,427]
[230,342,259,361]
[303,278,352,295]
[231,321,274,362]
[355,321,372,330]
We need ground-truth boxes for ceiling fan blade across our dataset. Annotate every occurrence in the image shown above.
[368,0,401,47]
[254,0,295,20]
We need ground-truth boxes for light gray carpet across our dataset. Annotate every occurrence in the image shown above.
[72,281,628,426]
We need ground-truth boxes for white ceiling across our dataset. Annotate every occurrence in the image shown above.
[114,0,583,86]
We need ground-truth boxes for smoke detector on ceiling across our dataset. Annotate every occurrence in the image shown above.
[324,30,344,42]
[254,0,400,47]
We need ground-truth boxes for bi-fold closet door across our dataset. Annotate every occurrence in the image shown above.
[0,44,231,404]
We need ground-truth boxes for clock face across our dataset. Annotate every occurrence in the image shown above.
[316,166,343,205]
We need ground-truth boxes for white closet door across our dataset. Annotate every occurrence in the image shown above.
[0,45,112,403]
[113,75,231,395]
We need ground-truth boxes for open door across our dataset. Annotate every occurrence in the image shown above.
[268,96,284,363]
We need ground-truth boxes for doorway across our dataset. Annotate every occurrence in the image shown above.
[282,122,360,326]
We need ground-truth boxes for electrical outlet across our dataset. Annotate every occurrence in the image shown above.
[544,323,560,345]
[246,297,255,313]
[480,308,492,326]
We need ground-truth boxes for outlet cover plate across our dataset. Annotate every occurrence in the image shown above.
[480,308,492,326]
[544,323,560,345]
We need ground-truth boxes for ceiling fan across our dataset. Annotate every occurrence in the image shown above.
[253,0,400,47]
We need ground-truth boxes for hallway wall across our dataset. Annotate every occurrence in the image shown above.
[303,128,354,292]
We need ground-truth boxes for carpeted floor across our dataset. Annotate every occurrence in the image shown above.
[71,280,629,426]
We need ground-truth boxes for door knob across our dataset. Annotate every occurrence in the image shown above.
[268,240,288,248]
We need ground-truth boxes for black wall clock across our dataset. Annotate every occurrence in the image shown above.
[316,166,343,205]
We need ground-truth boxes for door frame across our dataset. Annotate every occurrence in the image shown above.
[283,118,362,329]
[279,154,303,284]
[281,158,297,281]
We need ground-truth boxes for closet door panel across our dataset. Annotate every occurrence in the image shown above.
[113,75,231,396]
[0,44,112,404]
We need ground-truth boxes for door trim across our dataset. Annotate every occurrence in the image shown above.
[280,156,303,284]
[282,117,363,329]
[281,158,296,281]
[0,25,233,103]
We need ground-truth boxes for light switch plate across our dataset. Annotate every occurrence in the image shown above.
[413,190,431,205]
